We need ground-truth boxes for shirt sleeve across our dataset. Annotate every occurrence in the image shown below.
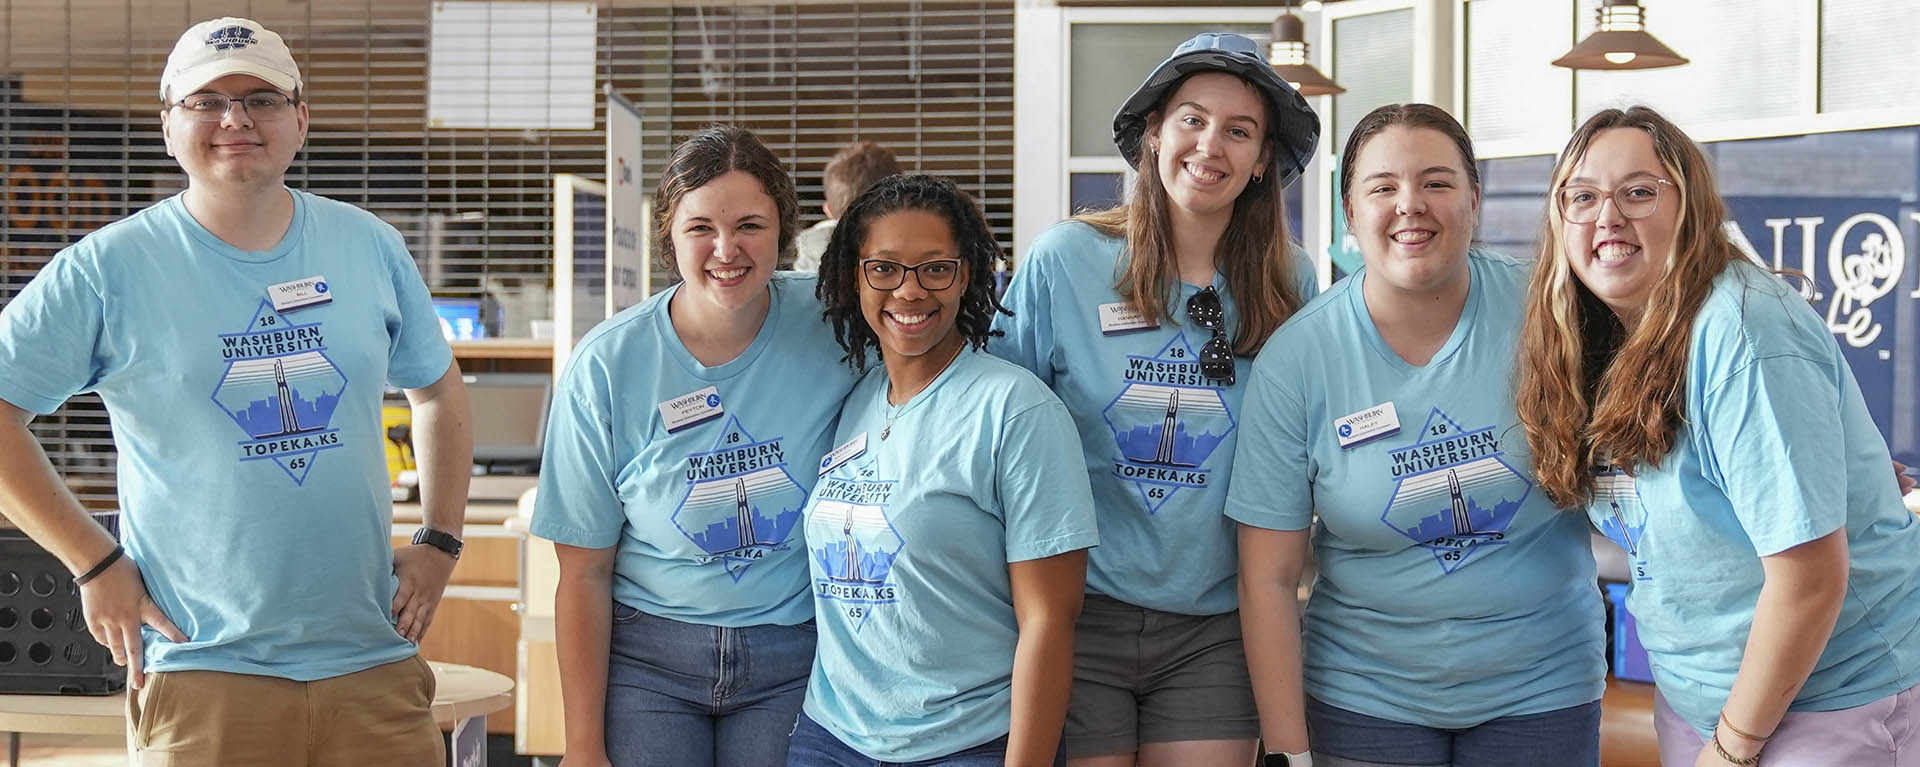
[988,247,1058,386]
[529,355,629,549]
[1225,356,1315,530]
[0,251,107,414]
[1698,351,1849,556]
[1290,244,1321,302]
[995,399,1099,562]
[380,225,455,389]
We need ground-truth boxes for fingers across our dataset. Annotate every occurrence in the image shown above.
[122,622,145,690]
[143,597,189,643]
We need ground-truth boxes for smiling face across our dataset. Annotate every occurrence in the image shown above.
[1146,72,1271,222]
[669,169,781,314]
[1344,125,1480,294]
[856,209,969,361]
[1559,128,1679,321]
[161,73,308,192]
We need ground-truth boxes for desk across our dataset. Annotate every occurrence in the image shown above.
[0,661,513,767]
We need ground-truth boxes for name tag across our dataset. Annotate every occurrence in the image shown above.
[267,275,332,312]
[1097,302,1158,335]
[819,432,868,476]
[1334,401,1400,449]
[658,386,723,433]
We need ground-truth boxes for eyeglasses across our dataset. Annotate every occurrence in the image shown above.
[860,258,962,292]
[1185,286,1234,385]
[170,92,297,122]
[1557,178,1673,224]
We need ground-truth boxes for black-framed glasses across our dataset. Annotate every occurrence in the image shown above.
[861,258,962,292]
[1556,178,1673,224]
[1185,286,1234,385]
[169,92,297,122]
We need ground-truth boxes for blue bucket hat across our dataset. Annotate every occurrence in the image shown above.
[1113,32,1321,189]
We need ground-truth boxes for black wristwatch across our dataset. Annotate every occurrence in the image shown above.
[411,527,464,560]
[1262,752,1311,767]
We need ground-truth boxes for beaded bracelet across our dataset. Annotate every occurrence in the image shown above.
[1711,731,1762,766]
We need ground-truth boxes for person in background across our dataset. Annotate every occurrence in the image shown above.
[789,173,1098,767]
[991,32,1319,767]
[793,140,901,272]
[1516,105,1920,767]
[1230,103,1605,767]
[532,125,859,767]
[0,17,471,765]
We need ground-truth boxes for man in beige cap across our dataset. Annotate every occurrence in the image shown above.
[0,17,472,765]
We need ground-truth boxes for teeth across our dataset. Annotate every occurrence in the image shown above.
[1393,231,1434,244]
[1595,243,1639,262]
[710,267,748,280]
[889,312,931,326]
[1185,163,1225,182]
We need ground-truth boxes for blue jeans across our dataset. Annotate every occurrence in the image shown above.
[604,602,815,767]
[1305,696,1601,767]
[785,713,1066,767]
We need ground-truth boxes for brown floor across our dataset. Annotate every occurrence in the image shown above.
[8,734,123,767]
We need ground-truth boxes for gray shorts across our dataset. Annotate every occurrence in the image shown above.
[1064,594,1260,758]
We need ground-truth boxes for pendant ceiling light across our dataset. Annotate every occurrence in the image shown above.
[1269,7,1344,96]
[1553,0,1688,71]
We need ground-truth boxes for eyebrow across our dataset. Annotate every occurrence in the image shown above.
[1174,101,1261,126]
[1565,170,1662,185]
[1359,166,1459,184]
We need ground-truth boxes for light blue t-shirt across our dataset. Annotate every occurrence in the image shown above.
[0,190,452,680]
[531,273,857,627]
[991,221,1318,615]
[801,347,1099,762]
[1226,250,1605,728]
[1588,261,1920,736]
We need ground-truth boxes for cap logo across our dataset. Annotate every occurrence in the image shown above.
[206,25,258,51]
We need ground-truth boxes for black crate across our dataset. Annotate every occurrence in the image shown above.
[0,514,124,694]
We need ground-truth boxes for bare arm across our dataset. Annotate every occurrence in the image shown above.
[1704,530,1849,763]
[553,542,619,767]
[1006,549,1087,767]
[0,398,185,688]
[1237,524,1311,754]
[390,362,473,642]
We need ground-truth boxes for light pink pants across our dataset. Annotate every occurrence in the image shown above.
[1655,683,1920,767]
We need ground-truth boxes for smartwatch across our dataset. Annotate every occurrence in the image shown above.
[1261,751,1312,767]
[412,527,464,560]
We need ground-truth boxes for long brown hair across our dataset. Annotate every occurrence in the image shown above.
[1516,106,1743,507]
[1075,73,1304,356]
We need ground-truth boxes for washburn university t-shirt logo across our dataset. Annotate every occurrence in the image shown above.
[210,301,348,485]
[207,25,258,51]
[1378,407,1533,574]
[1101,332,1236,514]
[808,457,904,632]
[670,416,805,581]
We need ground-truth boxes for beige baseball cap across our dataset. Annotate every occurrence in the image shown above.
[159,17,303,102]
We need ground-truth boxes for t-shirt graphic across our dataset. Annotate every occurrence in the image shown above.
[672,416,805,581]
[807,457,902,631]
[1590,465,1649,581]
[1103,333,1234,513]
[212,299,347,485]
[1380,408,1530,573]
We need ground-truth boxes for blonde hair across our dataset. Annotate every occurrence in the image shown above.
[1516,106,1743,507]
[1075,74,1305,356]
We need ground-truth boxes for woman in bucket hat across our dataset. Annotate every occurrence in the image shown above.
[991,32,1318,767]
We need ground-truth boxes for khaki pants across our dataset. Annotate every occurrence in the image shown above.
[127,654,444,767]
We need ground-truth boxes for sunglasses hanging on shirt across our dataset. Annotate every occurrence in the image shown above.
[1185,286,1235,385]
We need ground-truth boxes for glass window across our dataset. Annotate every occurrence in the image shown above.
[1068,23,1268,158]
[1331,8,1414,152]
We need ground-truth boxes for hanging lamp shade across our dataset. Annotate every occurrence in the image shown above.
[1268,13,1345,96]
[1553,0,1688,70]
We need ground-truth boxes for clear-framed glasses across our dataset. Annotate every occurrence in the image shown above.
[170,92,297,122]
[860,258,962,292]
[1185,286,1235,385]
[1557,178,1673,224]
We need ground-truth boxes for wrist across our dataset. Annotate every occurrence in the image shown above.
[1711,726,1763,764]
[411,527,463,560]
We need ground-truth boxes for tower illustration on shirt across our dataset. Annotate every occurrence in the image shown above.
[1378,408,1532,573]
[210,300,347,485]
[669,416,806,581]
[1590,464,1650,581]
[808,455,904,631]
[1102,333,1235,513]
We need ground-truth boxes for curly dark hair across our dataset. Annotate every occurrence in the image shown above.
[816,173,1011,371]
[651,124,799,275]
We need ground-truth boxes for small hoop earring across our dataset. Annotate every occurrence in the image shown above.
[1251,174,1264,184]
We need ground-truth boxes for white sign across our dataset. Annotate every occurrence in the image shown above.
[607,88,649,314]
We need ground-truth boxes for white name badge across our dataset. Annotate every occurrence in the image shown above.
[1334,401,1400,449]
[267,275,332,312]
[1097,302,1159,335]
[659,386,723,433]
[819,432,868,476]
